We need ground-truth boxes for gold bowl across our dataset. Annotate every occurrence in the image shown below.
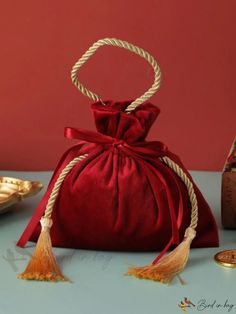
[0,177,43,213]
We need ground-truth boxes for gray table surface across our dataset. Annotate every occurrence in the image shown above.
[0,170,235,314]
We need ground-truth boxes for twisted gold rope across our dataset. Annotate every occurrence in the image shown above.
[160,156,198,230]
[71,38,161,113]
[43,154,88,219]
[43,154,198,232]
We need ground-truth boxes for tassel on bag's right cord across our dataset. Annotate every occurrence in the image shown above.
[126,156,198,284]
[126,227,196,283]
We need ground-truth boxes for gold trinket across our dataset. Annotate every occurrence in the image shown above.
[214,250,236,268]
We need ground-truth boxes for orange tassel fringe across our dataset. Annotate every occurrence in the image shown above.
[126,227,196,284]
[18,217,68,282]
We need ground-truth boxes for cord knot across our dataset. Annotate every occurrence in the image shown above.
[40,217,53,230]
[112,139,126,148]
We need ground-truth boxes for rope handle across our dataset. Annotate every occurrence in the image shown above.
[43,155,198,232]
[71,38,161,113]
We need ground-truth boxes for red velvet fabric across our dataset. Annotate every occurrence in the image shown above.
[17,100,219,250]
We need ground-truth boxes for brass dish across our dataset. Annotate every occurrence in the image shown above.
[0,177,43,213]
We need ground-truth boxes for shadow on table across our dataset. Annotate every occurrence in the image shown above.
[187,254,210,269]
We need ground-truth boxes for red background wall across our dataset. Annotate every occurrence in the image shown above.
[0,0,235,171]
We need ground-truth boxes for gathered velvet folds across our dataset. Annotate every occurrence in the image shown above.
[17,100,219,250]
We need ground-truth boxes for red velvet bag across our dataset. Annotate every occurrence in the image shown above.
[17,38,218,283]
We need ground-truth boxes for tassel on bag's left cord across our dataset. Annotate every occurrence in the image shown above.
[18,155,88,282]
[18,217,68,282]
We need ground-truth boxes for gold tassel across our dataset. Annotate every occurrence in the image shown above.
[18,217,68,282]
[126,227,196,284]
